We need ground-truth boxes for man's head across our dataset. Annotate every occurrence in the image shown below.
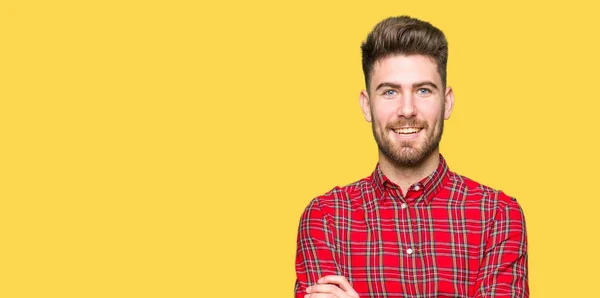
[359,16,454,168]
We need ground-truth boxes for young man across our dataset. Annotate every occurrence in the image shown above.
[295,16,528,298]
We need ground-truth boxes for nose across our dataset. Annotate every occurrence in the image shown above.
[397,94,417,118]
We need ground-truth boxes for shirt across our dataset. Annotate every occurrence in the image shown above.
[294,155,528,297]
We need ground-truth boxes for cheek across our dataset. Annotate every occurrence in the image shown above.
[372,104,396,124]
[417,102,444,123]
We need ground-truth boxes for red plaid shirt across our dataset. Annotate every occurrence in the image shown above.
[295,155,528,297]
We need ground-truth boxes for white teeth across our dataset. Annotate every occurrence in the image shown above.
[394,128,421,134]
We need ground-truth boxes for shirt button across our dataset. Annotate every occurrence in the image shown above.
[400,203,407,209]
[406,248,414,255]
[414,185,421,191]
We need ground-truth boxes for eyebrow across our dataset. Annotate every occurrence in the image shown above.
[375,81,440,91]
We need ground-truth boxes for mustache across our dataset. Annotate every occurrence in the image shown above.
[386,118,428,129]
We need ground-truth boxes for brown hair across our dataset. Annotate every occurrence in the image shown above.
[361,16,448,91]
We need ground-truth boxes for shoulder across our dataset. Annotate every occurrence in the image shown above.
[446,171,524,219]
[301,175,374,218]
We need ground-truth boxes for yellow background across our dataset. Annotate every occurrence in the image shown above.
[1,0,599,297]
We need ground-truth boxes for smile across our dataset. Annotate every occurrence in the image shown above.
[393,127,422,135]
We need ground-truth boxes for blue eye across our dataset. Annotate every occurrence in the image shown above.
[384,90,397,97]
[416,88,431,95]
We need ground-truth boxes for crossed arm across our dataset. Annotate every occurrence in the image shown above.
[472,198,529,297]
[294,197,528,298]
[294,199,347,297]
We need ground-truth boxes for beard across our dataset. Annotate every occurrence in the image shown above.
[372,116,443,167]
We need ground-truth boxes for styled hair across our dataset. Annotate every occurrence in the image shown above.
[361,16,448,91]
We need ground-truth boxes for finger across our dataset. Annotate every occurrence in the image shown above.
[306,284,345,297]
[305,294,337,298]
[318,275,351,292]
[318,275,358,296]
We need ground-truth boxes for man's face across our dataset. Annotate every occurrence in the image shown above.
[360,54,454,167]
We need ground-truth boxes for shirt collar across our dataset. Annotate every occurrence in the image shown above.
[370,154,450,205]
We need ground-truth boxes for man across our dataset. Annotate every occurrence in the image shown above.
[294,16,528,298]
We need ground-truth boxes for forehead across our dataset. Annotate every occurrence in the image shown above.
[371,54,441,88]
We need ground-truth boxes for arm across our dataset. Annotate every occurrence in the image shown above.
[473,196,529,297]
[294,198,341,297]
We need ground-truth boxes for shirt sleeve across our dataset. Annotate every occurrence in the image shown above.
[294,198,341,298]
[473,196,529,297]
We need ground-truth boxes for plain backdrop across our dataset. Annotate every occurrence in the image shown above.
[1,0,599,297]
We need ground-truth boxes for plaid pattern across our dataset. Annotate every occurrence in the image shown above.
[295,155,528,297]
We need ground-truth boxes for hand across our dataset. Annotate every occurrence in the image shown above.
[305,275,359,298]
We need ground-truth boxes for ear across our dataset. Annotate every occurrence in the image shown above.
[359,90,372,122]
[443,86,455,120]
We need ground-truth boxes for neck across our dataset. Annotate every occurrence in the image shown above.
[378,149,440,195]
